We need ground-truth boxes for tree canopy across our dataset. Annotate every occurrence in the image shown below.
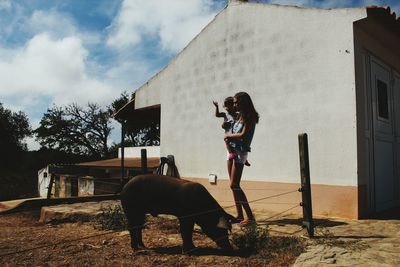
[109,92,160,147]
[0,103,32,168]
[35,103,112,158]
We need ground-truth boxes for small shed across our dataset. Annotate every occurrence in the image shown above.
[37,147,160,198]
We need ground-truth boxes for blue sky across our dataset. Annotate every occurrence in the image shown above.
[0,0,399,150]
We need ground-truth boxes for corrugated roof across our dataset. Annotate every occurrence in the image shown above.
[76,157,160,168]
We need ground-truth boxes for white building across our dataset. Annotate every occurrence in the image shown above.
[115,2,400,219]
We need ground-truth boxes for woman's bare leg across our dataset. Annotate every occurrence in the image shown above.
[228,159,243,219]
[230,162,254,220]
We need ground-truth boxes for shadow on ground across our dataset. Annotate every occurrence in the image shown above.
[149,246,243,257]
[258,218,347,228]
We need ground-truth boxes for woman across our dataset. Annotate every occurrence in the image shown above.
[224,91,259,225]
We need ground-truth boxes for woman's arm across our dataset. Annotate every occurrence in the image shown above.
[224,121,250,140]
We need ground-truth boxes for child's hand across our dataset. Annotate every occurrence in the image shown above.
[212,101,218,107]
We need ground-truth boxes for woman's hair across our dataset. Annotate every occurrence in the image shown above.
[234,92,259,124]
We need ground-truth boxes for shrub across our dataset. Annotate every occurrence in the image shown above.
[232,224,269,253]
[93,205,128,231]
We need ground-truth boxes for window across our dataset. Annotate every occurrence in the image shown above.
[377,79,389,119]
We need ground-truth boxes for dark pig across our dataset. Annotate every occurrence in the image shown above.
[120,174,235,254]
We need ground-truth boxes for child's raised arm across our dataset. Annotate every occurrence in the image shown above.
[213,101,225,118]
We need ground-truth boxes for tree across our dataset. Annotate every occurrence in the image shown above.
[127,121,160,146]
[107,91,131,119]
[35,103,112,158]
[109,92,160,147]
[0,103,32,168]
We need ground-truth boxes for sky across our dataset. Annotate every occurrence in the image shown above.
[0,0,399,150]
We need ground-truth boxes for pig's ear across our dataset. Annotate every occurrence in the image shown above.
[217,216,231,230]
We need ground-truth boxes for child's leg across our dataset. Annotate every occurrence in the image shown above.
[225,140,236,160]
[225,139,233,153]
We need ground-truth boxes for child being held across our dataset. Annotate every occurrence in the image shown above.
[213,97,250,166]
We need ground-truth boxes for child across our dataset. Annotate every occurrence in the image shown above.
[213,97,250,166]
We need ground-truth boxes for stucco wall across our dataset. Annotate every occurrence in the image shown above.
[118,146,160,158]
[134,3,367,186]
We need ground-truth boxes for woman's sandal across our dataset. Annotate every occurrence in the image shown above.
[231,217,244,224]
[239,219,256,226]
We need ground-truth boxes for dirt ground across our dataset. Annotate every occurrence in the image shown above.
[0,210,306,266]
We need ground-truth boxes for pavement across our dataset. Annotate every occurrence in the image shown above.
[2,199,400,266]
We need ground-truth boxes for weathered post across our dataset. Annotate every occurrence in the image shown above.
[141,148,148,174]
[47,174,55,199]
[120,121,126,188]
[298,133,314,238]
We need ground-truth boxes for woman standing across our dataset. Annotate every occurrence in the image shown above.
[224,92,259,225]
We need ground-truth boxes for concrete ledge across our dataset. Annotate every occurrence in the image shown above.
[39,200,120,223]
[0,194,120,215]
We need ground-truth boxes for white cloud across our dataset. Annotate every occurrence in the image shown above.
[107,0,218,52]
[0,33,116,107]
[27,9,101,45]
[0,0,11,10]
[28,10,76,37]
[105,59,153,90]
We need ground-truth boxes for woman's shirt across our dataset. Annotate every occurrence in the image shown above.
[230,120,256,152]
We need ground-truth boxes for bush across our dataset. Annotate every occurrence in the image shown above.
[232,224,269,253]
[93,205,128,231]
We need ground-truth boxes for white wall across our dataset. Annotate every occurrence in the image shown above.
[118,146,160,158]
[38,166,50,197]
[134,3,367,186]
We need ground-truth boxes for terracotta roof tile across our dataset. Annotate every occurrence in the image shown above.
[76,157,160,168]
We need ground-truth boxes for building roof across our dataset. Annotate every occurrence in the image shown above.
[76,157,160,168]
[367,6,400,35]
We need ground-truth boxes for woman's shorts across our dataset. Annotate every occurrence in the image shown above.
[227,150,248,164]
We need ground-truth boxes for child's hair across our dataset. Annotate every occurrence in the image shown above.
[223,96,234,108]
[234,92,259,124]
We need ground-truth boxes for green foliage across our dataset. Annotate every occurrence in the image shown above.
[109,91,160,147]
[93,205,128,231]
[107,91,131,121]
[128,121,160,147]
[35,103,112,158]
[0,103,32,168]
[232,224,270,253]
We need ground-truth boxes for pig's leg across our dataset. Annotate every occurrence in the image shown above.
[179,218,195,254]
[121,200,145,250]
[127,212,146,250]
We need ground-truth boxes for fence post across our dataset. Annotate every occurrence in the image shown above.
[47,174,55,199]
[141,149,148,174]
[298,133,314,238]
[120,122,126,185]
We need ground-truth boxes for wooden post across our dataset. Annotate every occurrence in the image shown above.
[47,174,55,199]
[120,122,126,187]
[141,149,148,174]
[298,133,314,238]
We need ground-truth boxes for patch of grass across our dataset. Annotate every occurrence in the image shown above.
[313,227,369,251]
[92,204,128,231]
[232,224,270,253]
[232,224,306,265]
[147,215,180,234]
